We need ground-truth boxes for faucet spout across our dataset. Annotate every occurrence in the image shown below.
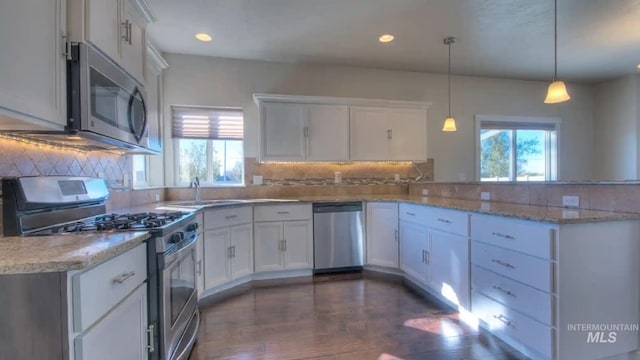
[190,177,201,202]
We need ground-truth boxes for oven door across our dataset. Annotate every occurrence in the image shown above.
[160,232,199,360]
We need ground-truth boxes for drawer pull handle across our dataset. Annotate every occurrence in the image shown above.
[492,232,515,240]
[493,314,515,328]
[277,211,290,215]
[491,259,515,269]
[406,212,415,216]
[493,285,516,298]
[225,215,238,219]
[437,218,451,224]
[112,271,135,284]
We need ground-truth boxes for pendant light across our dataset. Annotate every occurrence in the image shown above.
[442,36,457,132]
[544,0,570,103]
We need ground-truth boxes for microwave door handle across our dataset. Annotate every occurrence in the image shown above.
[128,87,147,143]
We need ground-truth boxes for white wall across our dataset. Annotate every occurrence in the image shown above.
[162,53,596,183]
[593,75,639,180]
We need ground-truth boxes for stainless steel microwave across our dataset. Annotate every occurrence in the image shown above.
[0,43,152,152]
[67,43,149,150]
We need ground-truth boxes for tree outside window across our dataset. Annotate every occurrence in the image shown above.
[479,118,558,182]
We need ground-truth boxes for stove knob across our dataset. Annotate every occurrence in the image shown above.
[186,223,199,232]
[170,232,185,244]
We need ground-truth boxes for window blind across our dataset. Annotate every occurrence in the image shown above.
[172,106,244,140]
[481,121,556,131]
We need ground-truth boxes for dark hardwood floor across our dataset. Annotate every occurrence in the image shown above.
[189,273,527,360]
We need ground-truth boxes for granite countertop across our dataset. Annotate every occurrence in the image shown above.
[0,231,150,275]
[290,195,640,224]
[133,195,640,224]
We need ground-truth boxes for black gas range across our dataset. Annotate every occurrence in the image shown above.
[2,176,200,360]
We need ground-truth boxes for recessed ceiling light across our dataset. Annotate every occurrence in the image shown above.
[195,33,213,42]
[379,34,394,43]
[637,64,640,69]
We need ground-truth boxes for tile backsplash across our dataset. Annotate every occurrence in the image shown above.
[0,137,130,188]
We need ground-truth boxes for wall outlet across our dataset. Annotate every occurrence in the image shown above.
[481,192,491,201]
[562,195,580,208]
[155,193,160,202]
[422,189,429,196]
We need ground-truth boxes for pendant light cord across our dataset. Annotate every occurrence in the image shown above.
[448,41,452,117]
[553,0,558,81]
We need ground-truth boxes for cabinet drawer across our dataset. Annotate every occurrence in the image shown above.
[73,243,147,331]
[471,214,554,259]
[472,241,553,293]
[204,206,252,229]
[472,265,553,325]
[399,203,429,222]
[254,204,312,222]
[425,207,469,236]
[472,292,553,359]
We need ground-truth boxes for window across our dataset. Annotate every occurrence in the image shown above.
[172,106,244,186]
[476,116,559,181]
[131,155,148,187]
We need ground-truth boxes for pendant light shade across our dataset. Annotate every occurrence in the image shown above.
[545,0,570,104]
[544,80,570,103]
[442,117,457,132]
[442,36,457,132]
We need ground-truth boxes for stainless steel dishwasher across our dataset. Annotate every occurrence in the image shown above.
[313,202,364,273]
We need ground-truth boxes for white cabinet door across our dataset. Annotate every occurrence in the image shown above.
[254,222,285,272]
[195,233,204,297]
[86,0,120,62]
[76,284,148,360]
[203,229,230,290]
[230,223,253,279]
[120,0,145,83]
[145,53,162,153]
[0,0,67,129]
[366,202,399,268]
[261,102,306,161]
[305,104,349,161]
[389,109,427,161]
[399,220,428,284]
[283,220,312,269]
[429,229,470,309]
[349,107,390,160]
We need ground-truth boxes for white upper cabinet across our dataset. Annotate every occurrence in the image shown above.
[261,102,307,161]
[145,43,168,153]
[349,107,390,160]
[254,94,429,162]
[350,106,427,161]
[0,0,67,130]
[69,0,152,84]
[259,102,349,162]
[305,104,350,161]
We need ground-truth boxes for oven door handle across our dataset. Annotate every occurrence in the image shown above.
[160,232,198,270]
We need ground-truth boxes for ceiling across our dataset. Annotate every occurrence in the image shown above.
[147,0,640,83]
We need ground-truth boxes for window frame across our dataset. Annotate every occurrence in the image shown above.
[475,115,561,182]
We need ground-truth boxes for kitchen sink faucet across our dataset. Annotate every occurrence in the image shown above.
[190,177,201,202]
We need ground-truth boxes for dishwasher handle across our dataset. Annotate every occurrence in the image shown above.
[313,202,363,213]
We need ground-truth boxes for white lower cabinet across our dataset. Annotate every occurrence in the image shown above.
[201,206,254,292]
[75,284,148,360]
[203,223,253,290]
[71,243,150,360]
[399,219,429,283]
[366,202,399,268]
[254,220,313,271]
[428,228,470,310]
